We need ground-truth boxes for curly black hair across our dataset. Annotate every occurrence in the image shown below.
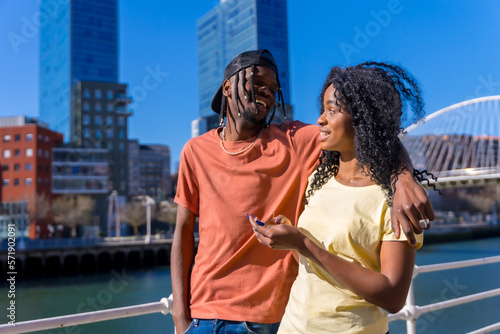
[306,62,426,206]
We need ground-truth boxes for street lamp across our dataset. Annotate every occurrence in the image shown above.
[142,195,155,244]
[107,190,120,237]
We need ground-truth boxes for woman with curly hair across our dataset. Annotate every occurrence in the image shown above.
[248,62,427,333]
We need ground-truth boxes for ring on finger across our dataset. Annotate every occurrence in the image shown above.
[419,219,430,229]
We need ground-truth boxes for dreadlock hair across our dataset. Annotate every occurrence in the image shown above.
[306,61,428,206]
[234,71,240,117]
[218,66,286,127]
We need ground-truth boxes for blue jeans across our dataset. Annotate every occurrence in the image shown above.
[184,319,280,334]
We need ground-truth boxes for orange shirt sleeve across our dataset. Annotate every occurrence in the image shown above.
[175,141,200,216]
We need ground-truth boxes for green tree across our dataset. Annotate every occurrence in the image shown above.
[120,200,156,236]
[53,195,95,237]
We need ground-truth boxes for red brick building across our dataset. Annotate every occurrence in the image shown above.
[0,116,63,238]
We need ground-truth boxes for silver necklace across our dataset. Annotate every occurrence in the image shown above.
[220,127,264,156]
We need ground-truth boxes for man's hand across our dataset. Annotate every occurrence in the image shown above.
[173,315,192,334]
[392,170,435,247]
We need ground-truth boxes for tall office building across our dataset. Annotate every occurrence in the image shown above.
[39,0,131,198]
[40,0,119,141]
[71,81,131,195]
[195,0,293,134]
[128,140,173,200]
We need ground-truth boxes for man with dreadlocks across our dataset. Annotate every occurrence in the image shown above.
[171,50,433,334]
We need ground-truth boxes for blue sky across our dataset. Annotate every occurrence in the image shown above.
[1,0,500,171]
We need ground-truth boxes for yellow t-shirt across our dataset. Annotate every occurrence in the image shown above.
[278,174,423,334]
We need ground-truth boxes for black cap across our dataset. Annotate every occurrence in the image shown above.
[211,49,279,114]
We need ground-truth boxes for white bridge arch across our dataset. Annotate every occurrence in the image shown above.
[401,95,500,186]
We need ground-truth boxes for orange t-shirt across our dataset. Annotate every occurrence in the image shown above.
[175,121,320,323]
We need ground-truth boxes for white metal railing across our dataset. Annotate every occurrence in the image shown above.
[388,255,500,334]
[0,296,173,334]
[1,256,499,334]
[434,167,500,178]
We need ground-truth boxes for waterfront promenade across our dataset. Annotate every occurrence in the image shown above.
[1,224,498,281]
[0,235,187,280]
[1,237,498,334]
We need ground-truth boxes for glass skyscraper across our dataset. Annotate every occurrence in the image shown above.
[39,0,119,140]
[196,0,292,133]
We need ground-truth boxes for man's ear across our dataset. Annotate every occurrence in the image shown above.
[222,79,231,97]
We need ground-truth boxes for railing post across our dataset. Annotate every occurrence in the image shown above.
[406,280,417,334]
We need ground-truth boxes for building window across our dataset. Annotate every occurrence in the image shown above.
[118,116,125,126]
[38,164,42,172]
[119,129,125,139]
[106,116,113,126]
[95,129,103,139]
[106,102,114,112]
[83,114,90,125]
[83,128,90,139]
[25,163,32,171]
[45,179,49,186]
[37,178,42,185]
[3,150,11,158]
[95,115,102,125]
[106,129,113,139]
[14,149,21,157]
[38,134,43,141]
[13,178,20,186]
[2,179,9,186]
[3,135,11,142]
[25,178,32,186]
[83,102,91,111]
[95,89,102,99]
[38,148,43,157]
[95,102,102,112]
[119,142,125,151]
[2,165,8,171]
[45,150,49,158]
[83,88,91,98]
[107,142,113,150]
[14,134,21,141]
[26,133,33,141]
[45,136,50,142]
[26,148,33,157]
[107,90,114,100]
[14,163,21,171]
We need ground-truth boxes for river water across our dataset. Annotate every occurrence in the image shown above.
[3,237,500,334]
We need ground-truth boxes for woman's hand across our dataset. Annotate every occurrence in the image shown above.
[247,214,305,251]
[391,170,435,247]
